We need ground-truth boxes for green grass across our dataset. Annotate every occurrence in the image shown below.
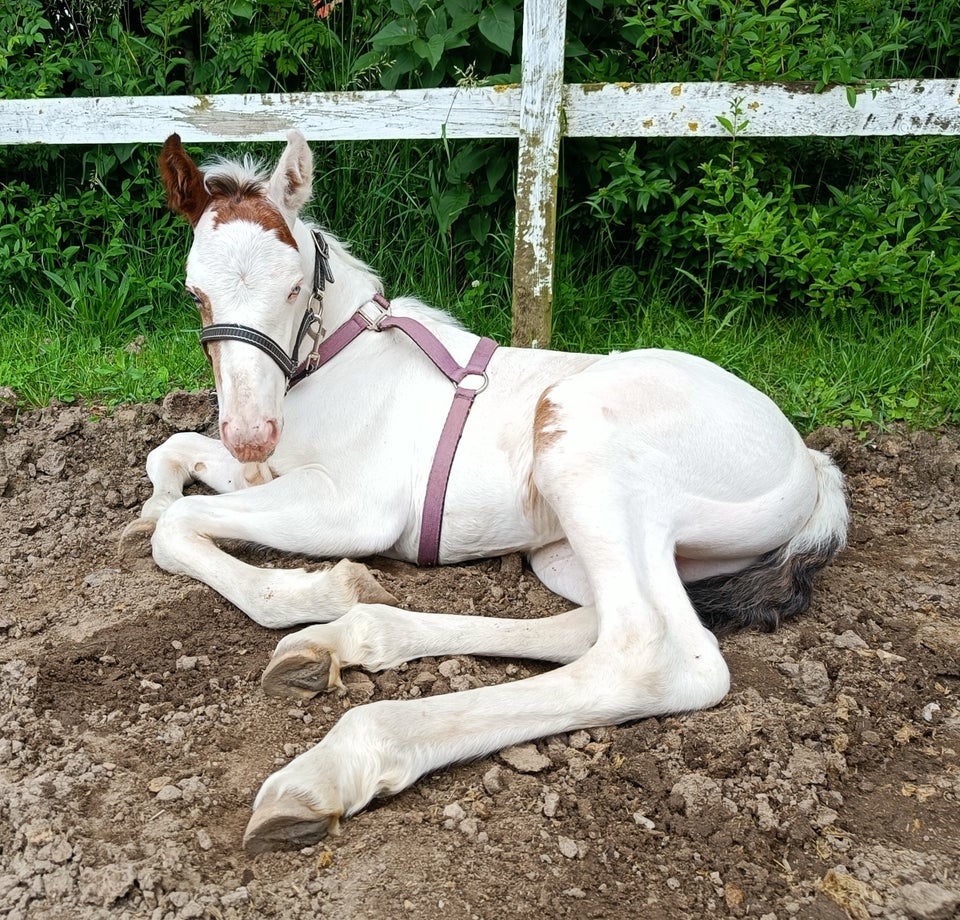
[0,306,209,406]
[453,261,960,434]
[3,256,957,433]
[3,178,956,434]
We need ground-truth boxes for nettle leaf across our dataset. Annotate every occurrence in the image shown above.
[478,2,515,54]
[413,33,445,69]
[228,0,254,21]
[372,19,419,48]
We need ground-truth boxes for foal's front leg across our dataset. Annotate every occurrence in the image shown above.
[147,469,395,628]
[119,432,272,559]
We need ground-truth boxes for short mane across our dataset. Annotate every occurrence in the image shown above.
[202,155,270,200]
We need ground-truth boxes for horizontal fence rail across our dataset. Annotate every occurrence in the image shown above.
[3,80,959,145]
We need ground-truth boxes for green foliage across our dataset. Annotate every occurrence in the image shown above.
[585,135,960,320]
[1,0,960,428]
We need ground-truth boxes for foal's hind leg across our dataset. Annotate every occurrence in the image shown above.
[244,571,724,854]
[261,602,600,698]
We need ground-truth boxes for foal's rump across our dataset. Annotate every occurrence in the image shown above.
[538,348,848,634]
[683,447,848,635]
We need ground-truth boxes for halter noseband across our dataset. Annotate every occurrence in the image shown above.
[198,229,334,381]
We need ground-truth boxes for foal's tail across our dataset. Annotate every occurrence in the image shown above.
[686,449,849,636]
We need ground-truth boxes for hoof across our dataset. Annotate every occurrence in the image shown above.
[117,518,156,562]
[243,797,341,855]
[332,559,397,606]
[261,645,342,699]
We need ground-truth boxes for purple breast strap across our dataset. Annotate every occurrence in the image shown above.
[289,294,499,566]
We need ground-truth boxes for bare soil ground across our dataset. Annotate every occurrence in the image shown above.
[1,391,958,920]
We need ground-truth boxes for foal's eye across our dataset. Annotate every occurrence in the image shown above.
[289,284,302,299]
[185,288,201,304]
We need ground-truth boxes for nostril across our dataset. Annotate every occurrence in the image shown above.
[219,418,281,459]
[265,418,281,447]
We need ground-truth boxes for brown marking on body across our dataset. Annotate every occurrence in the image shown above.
[533,387,565,453]
[527,387,567,516]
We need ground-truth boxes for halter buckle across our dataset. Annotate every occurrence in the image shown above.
[357,297,390,330]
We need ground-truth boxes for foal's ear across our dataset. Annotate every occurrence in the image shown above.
[268,130,314,223]
[160,134,211,227]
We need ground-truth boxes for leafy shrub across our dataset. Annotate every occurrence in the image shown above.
[2,0,960,343]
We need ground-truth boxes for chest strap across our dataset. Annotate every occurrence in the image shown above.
[288,294,498,566]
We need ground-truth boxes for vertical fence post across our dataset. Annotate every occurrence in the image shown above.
[510,0,566,348]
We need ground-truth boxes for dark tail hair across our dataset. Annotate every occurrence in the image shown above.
[685,449,848,636]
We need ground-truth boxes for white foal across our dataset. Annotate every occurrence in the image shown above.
[122,131,848,854]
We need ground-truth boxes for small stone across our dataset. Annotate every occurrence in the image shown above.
[557,836,580,859]
[220,888,249,908]
[438,660,461,678]
[543,791,560,817]
[179,899,204,919]
[670,773,721,815]
[899,881,960,920]
[500,743,551,774]
[442,803,466,822]
[79,864,137,906]
[568,730,590,750]
[834,630,869,650]
[155,784,182,802]
[196,829,213,851]
[48,839,73,864]
[797,658,831,705]
[175,656,198,671]
[148,776,173,793]
[482,765,504,794]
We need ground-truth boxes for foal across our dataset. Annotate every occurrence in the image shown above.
[123,131,848,853]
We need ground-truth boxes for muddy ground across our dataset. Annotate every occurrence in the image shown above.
[0,390,958,920]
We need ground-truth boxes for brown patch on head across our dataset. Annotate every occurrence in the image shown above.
[210,195,298,250]
[190,288,222,389]
[191,288,214,326]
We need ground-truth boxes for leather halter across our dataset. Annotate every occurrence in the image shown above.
[198,229,333,380]
[199,229,498,567]
[290,291,498,566]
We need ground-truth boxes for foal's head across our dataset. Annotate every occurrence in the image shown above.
[160,132,315,462]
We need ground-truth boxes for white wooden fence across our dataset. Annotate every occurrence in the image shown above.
[3,0,960,345]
